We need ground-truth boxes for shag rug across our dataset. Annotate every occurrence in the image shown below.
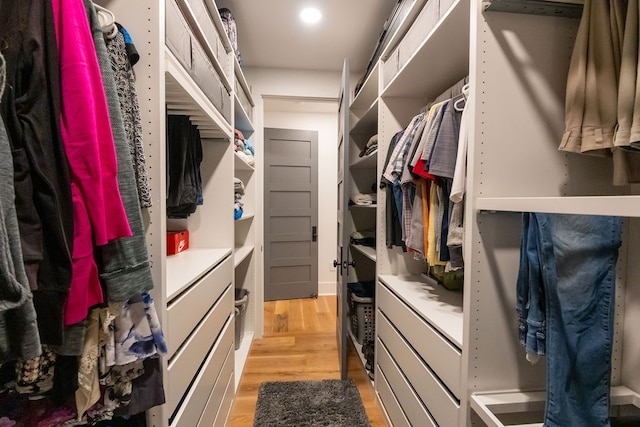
[253,379,371,427]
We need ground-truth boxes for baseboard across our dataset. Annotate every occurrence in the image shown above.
[318,281,336,296]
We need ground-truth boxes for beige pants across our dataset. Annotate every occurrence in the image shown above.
[562,0,640,185]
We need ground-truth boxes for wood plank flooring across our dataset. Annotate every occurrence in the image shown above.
[227,296,387,426]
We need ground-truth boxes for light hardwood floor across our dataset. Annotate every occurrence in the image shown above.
[227,296,387,426]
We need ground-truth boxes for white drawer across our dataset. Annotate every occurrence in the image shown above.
[167,284,233,416]
[167,256,232,358]
[376,368,411,427]
[378,314,460,426]
[378,282,462,397]
[377,339,437,427]
[212,367,235,427]
[198,342,235,427]
[169,316,234,426]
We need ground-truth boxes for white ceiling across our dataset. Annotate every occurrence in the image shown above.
[215,0,397,73]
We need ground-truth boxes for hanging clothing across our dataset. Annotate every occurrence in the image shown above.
[516,213,622,426]
[87,0,154,304]
[106,29,152,209]
[380,131,406,250]
[0,0,75,345]
[51,0,132,245]
[167,115,204,218]
[0,52,42,364]
[561,0,640,185]
[560,0,623,155]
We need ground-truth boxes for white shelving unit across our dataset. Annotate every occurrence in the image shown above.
[365,0,640,425]
[93,1,260,425]
[231,48,258,385]
[342,47,381,379]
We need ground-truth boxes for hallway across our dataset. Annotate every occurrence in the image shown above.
[228,296,386,426]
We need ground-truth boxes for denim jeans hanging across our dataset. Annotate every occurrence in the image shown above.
[516,212,623,427]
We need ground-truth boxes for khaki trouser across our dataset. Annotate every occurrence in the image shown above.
[562,0,640,185]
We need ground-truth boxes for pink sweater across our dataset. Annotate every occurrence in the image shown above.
[52,0,132,325]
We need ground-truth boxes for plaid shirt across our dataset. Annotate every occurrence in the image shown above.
[382,113,425,182]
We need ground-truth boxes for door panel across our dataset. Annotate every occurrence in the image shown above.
[264,128,318,301]
[336,59,351,380]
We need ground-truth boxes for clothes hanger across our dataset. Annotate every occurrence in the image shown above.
[453,83,470,112]
[93,3,119,39]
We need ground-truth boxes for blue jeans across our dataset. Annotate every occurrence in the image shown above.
[516,213,623,427]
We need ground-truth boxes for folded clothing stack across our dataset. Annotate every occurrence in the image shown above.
[234,129,255,166]
[359,134,378,157]
[350,228,376,247]
[234,177,244,220]
[351,192,377,206]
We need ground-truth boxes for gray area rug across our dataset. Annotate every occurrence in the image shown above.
[253,379,371,427]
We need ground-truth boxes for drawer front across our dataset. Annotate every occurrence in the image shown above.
[376,367,411,427]
[166,0,192,69]
[377,339,437,427]
[378,314,459,427]
[198,342,235,427]
[167,256,232,358]
[167,284,233,415]
[378,282,462,397]
[169,316,234,426]
[212,368,235,427]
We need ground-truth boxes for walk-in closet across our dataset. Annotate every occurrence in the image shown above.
[1,0,640,426]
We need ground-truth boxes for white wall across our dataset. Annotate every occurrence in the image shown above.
[244,67,341,330]
[263,111,338,296]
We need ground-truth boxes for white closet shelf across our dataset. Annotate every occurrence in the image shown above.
[234,95,254,135]
[382,0,469,99]
[234,151,255,170]
[351,63,379,115]
[235,212,255,222]
[379,274,463,348]
[234,56,254,107]
[483,0,583,18]
[470,386,640,427]
[476,195,640,217]
[165,48,233,139]
[348,329,373,386]
[166,247,233,301]
[349,204,377,210]
[351,244,377,262]
[175,0,232,91]
[235,331,254,390]
[350,100,378,135]
[350,151,377,169]
[234,245,254,267]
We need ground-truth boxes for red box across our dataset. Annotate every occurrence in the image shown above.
[167,230,189,255]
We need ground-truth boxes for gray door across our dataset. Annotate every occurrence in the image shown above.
[335,59,351,380]
[264,128,319,301]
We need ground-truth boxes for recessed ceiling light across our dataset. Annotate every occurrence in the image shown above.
[300,7,322,25]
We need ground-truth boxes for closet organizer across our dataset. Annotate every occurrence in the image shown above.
[51,0,256,426]
[341,0,640,425]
